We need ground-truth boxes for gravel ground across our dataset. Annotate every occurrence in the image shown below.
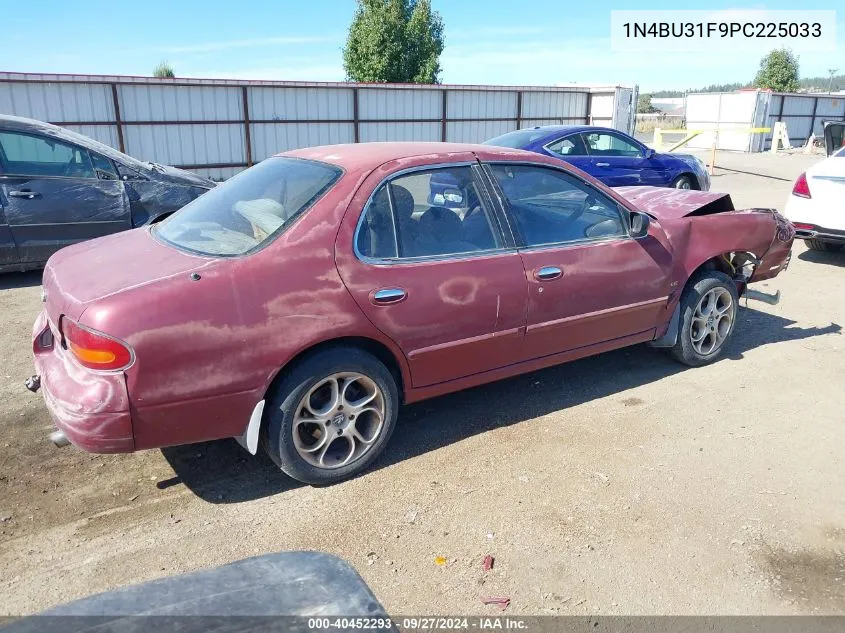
[1,150,843,616]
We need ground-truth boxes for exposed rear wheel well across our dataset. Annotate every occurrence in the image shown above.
[264,337,405,406]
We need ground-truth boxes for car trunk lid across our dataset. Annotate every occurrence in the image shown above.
[614,186,735,221]
[42,227,212,322]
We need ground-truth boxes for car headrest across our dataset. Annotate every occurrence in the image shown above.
[418,206,461,239]
[390,184,415,221]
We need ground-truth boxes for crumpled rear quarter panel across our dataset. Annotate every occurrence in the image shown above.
[32,311,133,452]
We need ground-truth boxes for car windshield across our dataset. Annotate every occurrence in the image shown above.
[154,156,341,256]
[483,129,553,148]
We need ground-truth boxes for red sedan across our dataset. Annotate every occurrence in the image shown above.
[29,143,794,484]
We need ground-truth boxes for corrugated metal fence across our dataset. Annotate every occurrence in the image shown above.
[0,73,634,179]
[685,90,845,152]
[765,92,845,149]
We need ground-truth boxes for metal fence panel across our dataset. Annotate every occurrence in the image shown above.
[359,88,442,120]
[248,87,353,121]
[520,118,576,129]
[686,91,763,151]
[0,81,113,122]
[359,122,441,142]
[123,123,245,166]
[816,96,845,118]
[118,85,242,121]
[446,90,517,120]
[446,120,513,143]
[194,166,241,181]
[0,74,633,171]
[251,122,355,160]
[764,92,845,148]
[780,95,816,116]
[521,91,587,120]
[63,124,120,148]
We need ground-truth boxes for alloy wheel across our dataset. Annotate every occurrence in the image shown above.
[690,287,734,355]
[292,372,386,469]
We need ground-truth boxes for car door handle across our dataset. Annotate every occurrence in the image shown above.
[535,266,563,281]
[8,190,41,199]
[371,288,407,305]
[594,162,610,167]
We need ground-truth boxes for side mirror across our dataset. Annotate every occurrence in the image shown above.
[644,148,655,159]
[630,211,650,238]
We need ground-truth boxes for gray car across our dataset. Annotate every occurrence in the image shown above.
[0,114,214,272]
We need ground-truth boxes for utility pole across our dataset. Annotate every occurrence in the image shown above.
[828,68,839,94]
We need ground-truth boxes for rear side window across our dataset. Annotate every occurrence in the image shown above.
[0,131,95,178]
[483,129,553,149]
[155,157,341,256]
[546,135,588,157]
[356,166,502,260]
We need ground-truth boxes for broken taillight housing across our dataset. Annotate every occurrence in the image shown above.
[792,172,811,198]
[61,318,134,371]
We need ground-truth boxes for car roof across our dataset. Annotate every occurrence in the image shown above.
[0,113,64,134]
[519,124,629,138]
[283,142,543,170]
[0,113,149,169]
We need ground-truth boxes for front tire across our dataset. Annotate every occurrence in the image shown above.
[670,271,739,367]
[263,347,399,485]
[672,174,695,190]
[806,239,843,252]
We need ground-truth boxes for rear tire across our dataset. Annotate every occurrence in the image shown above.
[670,271,739,367]
[263,347,399,485]
[806,239,843,252]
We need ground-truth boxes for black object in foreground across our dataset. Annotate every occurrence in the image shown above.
[3,552,394,633]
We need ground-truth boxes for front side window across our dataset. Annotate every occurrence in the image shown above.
[0,131,95,178]
[489,164,626,246]
[546,135,588,157]
[156,157,341,256]
[356,166,502,260]
[90,152,118,180]
[582,132,643,158]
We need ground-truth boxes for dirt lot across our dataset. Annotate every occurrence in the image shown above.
[2,150,844,616]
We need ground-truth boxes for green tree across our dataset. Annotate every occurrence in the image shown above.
[343,0,444,83]
[637,93,658,114]
[153,61,175,78]
[753,49,799,92]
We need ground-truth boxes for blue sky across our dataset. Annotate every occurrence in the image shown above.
[2,1,841,91]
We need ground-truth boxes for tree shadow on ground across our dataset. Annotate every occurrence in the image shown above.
[161,306,840,503]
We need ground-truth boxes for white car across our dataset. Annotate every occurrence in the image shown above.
[784,122,845,252]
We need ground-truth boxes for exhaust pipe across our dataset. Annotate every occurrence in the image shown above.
[745,288,781,305]
[49,430,70,448]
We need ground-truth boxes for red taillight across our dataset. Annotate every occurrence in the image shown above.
[61,318,134,371]
[792,172,811,198]
[792,222,815,231]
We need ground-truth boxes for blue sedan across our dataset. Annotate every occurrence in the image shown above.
[483,125,710,191]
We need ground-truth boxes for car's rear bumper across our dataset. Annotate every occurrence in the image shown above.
[793,225,845,243]
[783,194,845,234]
[32,311,135,453]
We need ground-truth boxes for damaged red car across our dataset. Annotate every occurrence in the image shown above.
[29,143,794,484]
